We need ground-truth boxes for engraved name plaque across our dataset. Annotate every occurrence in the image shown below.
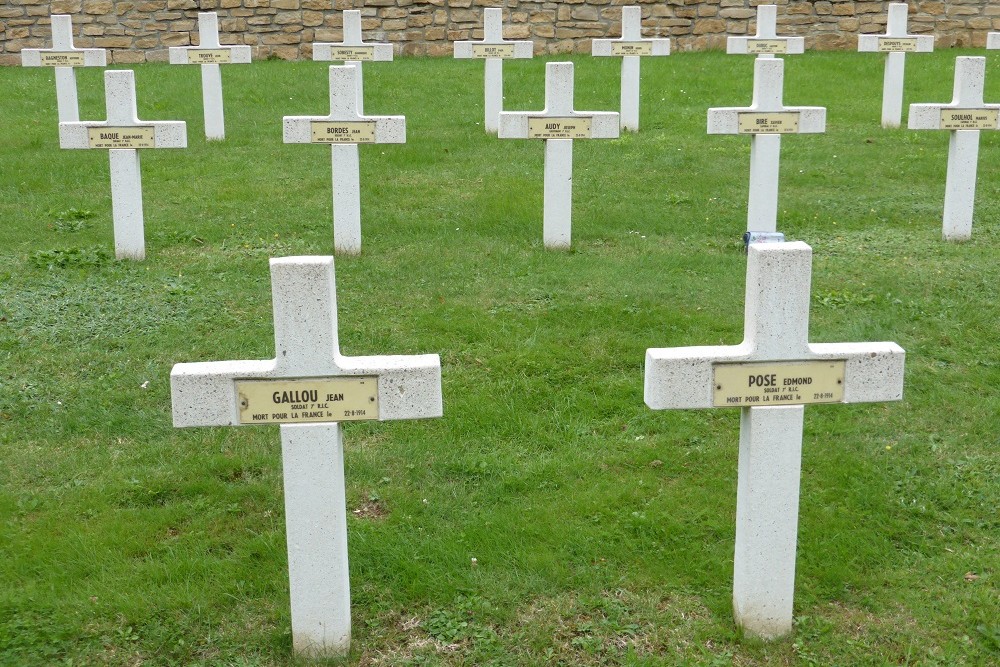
[326,46,376,61]
[472,43,516,58]
[527,117,593,139]
[878,37,919,52]
[746,39,789,55]
[236,377,379,424]
[610,42,654,56]
[939,109,999,131]
[737,112,801,134]
[188,49,233,64]
[712,360,846,407]
[40,52,86,67]
[310,120,377,143]
[87,126,156,149]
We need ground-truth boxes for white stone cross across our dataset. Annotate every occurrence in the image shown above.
[858,2,933,128]
[908,57,1000,241]
[20,15,107,123]
[498,62,619,249]
[283,65,405,256]
[591,6,670,131]
[988,32,1000,49]
[727,4,804,58]
[645,241,905,640]
[313,10,393,116]
[454,8,534,133]
[168,12,251,141]
[171,255,442,658]
[58,70,186,261]
[708,57,825,234]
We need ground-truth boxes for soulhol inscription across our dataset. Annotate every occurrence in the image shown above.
[737,112,801,134]
[188,49,233,64]
[87,126,156,149]
[472,44,516,58]
[236,377,379,424]
[527,117,593,139]
[878,37,919,52]
[326,46,375,61]
[712,360,846,407]
[939,109,999,131]
[39,52,86,67]
[310,121,377,144]
[746,39,788,55]
[610,42,654,56]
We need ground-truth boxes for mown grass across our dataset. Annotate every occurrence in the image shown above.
[0,49,998,665]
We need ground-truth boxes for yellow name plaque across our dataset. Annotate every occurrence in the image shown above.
[737,112,801,134]
[712,360,846,407]
[527,117,593,139]
[40,51,86,67]
[87,126,156,149]
[611,42,654,56]
[746,39,789,54]
[236,377,379,424]
[472,43,516,58]
[326,46,376,61]
[940,109,999,131]
[310,121,377,143]
[188,49,233,64]
[878,37,919,52]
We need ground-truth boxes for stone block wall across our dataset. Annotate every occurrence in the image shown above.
[1,1,997,65]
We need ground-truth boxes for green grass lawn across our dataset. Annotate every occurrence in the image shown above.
[1,49,998,666]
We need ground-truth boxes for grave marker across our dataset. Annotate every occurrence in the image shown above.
[645,241,905,639]
[858,3,933,128]
[498,62,619,249]
[169,12,251,141]
[171,255,442,657]
[592,6,670,131]
[283,65,405,256]
[908,57,1000,241]
[726,5,804,58]
[454,8,534,133]
[989,33,1000,50]
[313,10,393,115]
[708,58,825,234]
[20,14,106,123]
[58,70,186,260]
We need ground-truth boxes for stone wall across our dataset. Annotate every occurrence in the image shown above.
[1,1,996,65]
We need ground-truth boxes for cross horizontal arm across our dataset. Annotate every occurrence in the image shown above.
[498,111,620,139]
[592,38,670,57]
[21,48,106,67]
[857,34,933,52]
[168,45,251,64]
[644,342,904,409]
[708,107,825,134]
[171,353,442,426]
[58,121,187,148]
[283,116,405,143]
[313,43,394,61]
[988,33,1000,49]
[726,36,803,55]
[454,40,534,59]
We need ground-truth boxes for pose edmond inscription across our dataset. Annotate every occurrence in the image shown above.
[644,241,905,639]
[169,12,251,141]
[20,14,106,123]
[171,256,442,657]
[453,8,533,133]
[498,62,619,249]
[58,70,186,260]
[708,57,825,235]
[283,65,405,255]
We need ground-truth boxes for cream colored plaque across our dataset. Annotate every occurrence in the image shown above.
[310,121,377,144]
[878,37,919,52]
[737,112,801,134]
[87,126,156,149]
[188,49,233,64]
[611,42,654,56]
[326,46,376,61]
[940,109,999,131]
[527,117,593,139]
[236,377,379,424]
[40,51,86,67]
[472,43,516,58]
[746,39,788,55]
[712,360,846,407]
